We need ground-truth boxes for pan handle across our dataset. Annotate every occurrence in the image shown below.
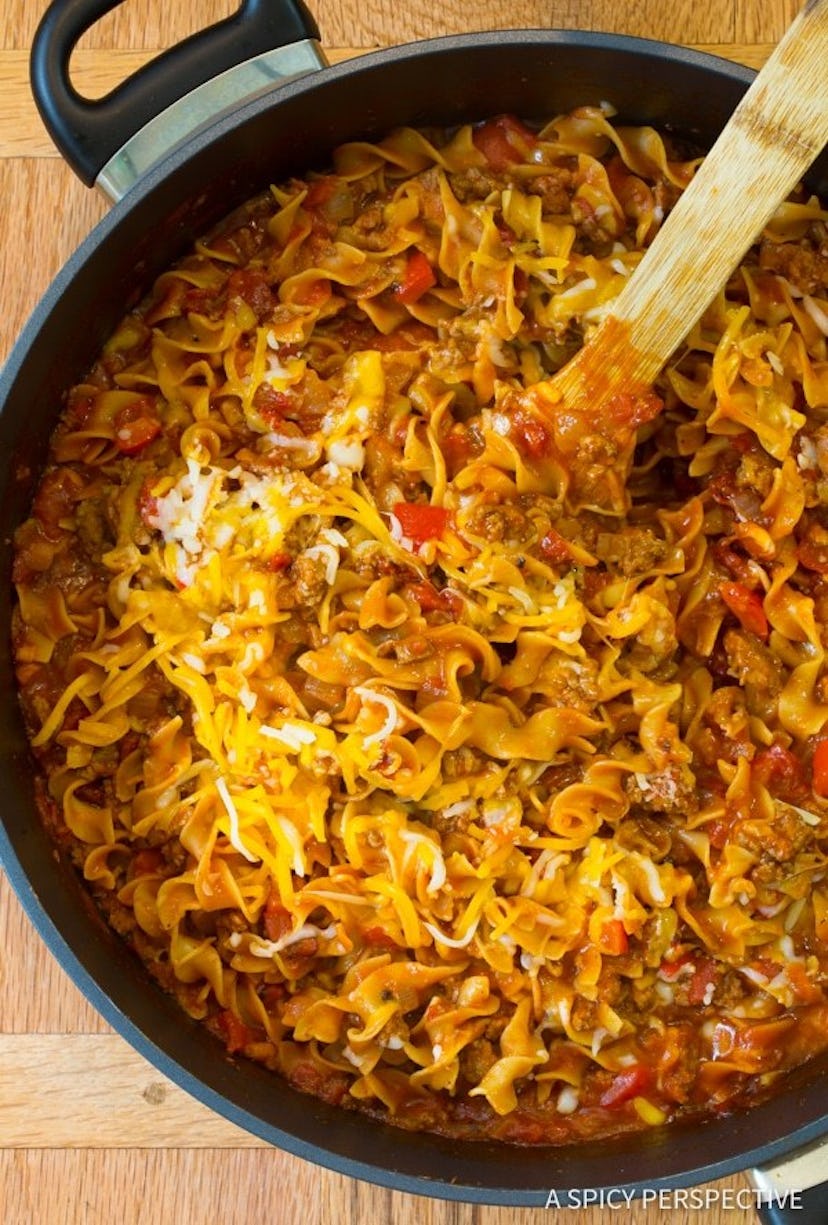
[30,0,323,192]
[751,1135,828,1225]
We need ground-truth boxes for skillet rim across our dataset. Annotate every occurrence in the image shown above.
[1,27,826,1205]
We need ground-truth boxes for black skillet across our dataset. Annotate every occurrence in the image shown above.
[1,1,827,1217]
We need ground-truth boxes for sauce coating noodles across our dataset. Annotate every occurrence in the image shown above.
[12,106,828,1143]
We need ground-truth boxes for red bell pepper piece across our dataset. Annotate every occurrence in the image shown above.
[539,527,573,564]
[363,926,399,950]
[392,501,450,545]
[395,249,437,304]
[263,894,292,942]
[798,537,828,574]
[812,737,828,797]
[472,115,537,171]
[114,399,162,454]
[718,581,769,639]
[658,952,694,981]
[753,743,806,801]
[303,175,338,209]
[687,957,718,1006]
[599,918,629,956]
[512,409,552,460]
[600,1064,652,1108]
[407,581,450,612]
[216,1010,256,1054]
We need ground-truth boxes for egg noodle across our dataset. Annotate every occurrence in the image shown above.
[12,106,828,1143]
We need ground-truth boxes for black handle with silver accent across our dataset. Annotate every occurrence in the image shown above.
[30,0,322,192]
[752,1135,828,1225]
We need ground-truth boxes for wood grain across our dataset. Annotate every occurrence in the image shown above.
[0,1035,262,1148]
[734,0,802,41]
[0,876,106,1033]
[0,3,803,1224]
[0,1149,691,1225]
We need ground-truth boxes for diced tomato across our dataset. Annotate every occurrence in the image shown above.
[115,417,161,454]
[718,581,769,639]
[253,384,293,425]
[599,918,629,956]
[600,1064,652,1108]
[227,267,274,319]
[216,1009,256,1054]
[395,249,437,305]
[440,423,476,474]
[406,581,461,618]
[660,951,717,1004]
[708,470,739,508]
[408,581,450,612]
[712,539,755,584]
[363,925,399,950]
[658,952,695,981]
[512,410,552,460]
[798,537,828,574]
[266,551,292,573]
[604,386,664,430]
[753,742,805,800]
[472,115,537,171]
[303,175,338,209]
[392,501,451,545]
[687,958,718,1006]
[812,737,828,797]
[539,527,573,565]
[113,399,162,455]
[263,894,292,942]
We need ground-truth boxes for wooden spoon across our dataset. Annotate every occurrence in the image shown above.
[527,0,828,511]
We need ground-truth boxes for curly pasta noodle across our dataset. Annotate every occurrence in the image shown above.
[12,105,828,1143]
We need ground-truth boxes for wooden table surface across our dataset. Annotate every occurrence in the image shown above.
[0,2,809,1223]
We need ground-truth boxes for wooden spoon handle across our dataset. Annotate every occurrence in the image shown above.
[558,0,828,396]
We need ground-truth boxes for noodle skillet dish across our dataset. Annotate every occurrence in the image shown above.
[12,106,828,1145]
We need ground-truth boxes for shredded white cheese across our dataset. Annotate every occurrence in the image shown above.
[215,776,258,862]
[355,686,400,747]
